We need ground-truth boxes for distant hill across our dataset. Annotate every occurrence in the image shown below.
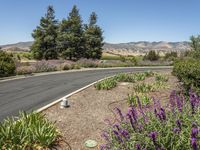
[0,41,190,55]
[103,41,190,55]
[0,41,33,52]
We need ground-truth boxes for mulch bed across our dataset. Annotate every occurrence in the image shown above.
[43,71,180,150]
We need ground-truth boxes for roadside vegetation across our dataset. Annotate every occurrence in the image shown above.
[0,112,59,149]
[101,90,200,150]
[99,34,200,149]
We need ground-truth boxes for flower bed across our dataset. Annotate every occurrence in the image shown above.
[101,90,200,150]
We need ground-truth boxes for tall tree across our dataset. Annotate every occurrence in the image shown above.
[190,35,200,58]
[84,12,104,59]
[31,5,58,60]
[57,5,84,60]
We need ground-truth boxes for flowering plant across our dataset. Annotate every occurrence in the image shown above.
[101,90,200,150]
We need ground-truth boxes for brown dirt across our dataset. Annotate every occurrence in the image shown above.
[43,71,179,150]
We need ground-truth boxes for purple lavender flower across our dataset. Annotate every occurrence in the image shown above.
[136,143,141,150]
[173,128,180,134]
[157,108,166,121]
[191,138,198,150]
[113,124,120,131]
[149,131,157,144]
[129,106,138,123]
[127,113,135,129]
[170,90,176,108]
[101,131,110,142]
[115,107,124,121]
[119,129,130,140]
[176,120,181,129]
[191,128,198,138]
[176,95,183,112]
[113,130,123,143]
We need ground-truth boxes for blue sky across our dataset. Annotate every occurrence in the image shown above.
[0,0,200,45]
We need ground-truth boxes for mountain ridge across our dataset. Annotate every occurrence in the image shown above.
[0,41,190,55]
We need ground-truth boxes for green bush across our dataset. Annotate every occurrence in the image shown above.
[128,94,152,106]
[155,74,169,82]
[134,83,155,93]
[144,50,159,61]
[113,73,135,83]
[95,78,117,90]
[0,51,16,77]
[173,59,200,93]
[0,112,59,149]
[164,51,178,60]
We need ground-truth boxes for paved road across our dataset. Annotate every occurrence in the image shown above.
[0,67,171,121]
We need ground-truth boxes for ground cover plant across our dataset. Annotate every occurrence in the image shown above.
[0,112,59,149]
[100,90,200,150]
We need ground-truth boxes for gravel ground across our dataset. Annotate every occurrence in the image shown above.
[43,71,179,150]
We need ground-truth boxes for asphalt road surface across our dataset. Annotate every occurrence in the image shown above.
[0,67,171,121]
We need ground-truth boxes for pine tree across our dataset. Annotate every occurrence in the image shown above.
[84,12,104,59]
[31,5,58,60]
[57,5,84,60]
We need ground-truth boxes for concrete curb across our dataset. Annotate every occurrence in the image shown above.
[36,75,114,112]
[0,66,172,83]
[36,67,172,112]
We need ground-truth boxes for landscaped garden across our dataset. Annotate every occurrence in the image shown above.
[0,61,200,149]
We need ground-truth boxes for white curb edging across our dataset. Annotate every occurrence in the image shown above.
[36,67,172,112]
[36,76,113,112]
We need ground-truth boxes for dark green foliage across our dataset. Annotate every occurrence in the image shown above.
[144,50,159,61]
[31,5,58,60]
[173,59,200,93]
[164,51,177,60]
[57,5,84,60]
[0,51,16,77]
[189,35,200,58]
[84,12,104,59]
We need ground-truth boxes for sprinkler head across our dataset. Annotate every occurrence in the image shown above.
[60,98,70,109]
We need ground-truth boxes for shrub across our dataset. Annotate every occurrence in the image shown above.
[155,74,169,82]
[0,51,16,77]
[129,56,138,65]
[128,94,152,106]
[144,50,159,61]
[173,59,200,93]
[0,112,59,149]
[113,73,135,83]
[16,66,36,75]
[119,56,126,62]
[164,51,178,60]
[34,60,57,73]
[134,83,155,93]
[100,90,200,150]
[95,78,117,90]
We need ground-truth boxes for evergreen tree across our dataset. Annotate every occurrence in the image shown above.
[57,5,84,60]
[31,5,58,60]
[84,12,104,59]
[190,35,200,58]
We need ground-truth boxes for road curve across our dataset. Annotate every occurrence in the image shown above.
[0,67,171,121]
